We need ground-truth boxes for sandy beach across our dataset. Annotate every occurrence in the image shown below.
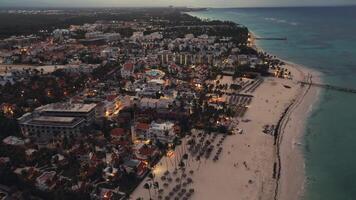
[249,32,322,200]
[129,32,322,200]
[276,62,321,200]
[250,32,322,200]
[130,61,321,200]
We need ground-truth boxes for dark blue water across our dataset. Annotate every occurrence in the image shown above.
[189,6,356,200]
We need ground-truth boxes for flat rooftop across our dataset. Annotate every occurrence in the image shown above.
[23,116,84,127]
[37,103,97,113]
[150,121,174,130]
[33,116,76,123]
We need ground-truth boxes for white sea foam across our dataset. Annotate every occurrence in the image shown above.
[264,17,299,26]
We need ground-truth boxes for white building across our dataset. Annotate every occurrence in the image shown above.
[101,47,119,58]
[144,32,163,41]
[18,103,96,138]
[35,103,97,125]
[249,55,262,67]
[85,31,104,39]
[85,31,120,42]
[104,33,121,42]
[18,115,85,138]
[185,34,195,40]
[138,98,173,109]
[52,29,70,42]
[131,32,144,40]
[61,64,99,74]
[146,121,176,143]
[238,55,249,66]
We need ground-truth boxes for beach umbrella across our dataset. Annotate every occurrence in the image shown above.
[176,184,181,190]
[173,186,178,192]
[187,178,193,183]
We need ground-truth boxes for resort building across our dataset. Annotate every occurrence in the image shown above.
[158,50,174,64]
[138,98,173,109]
[18,103,96,138]
[177,53,192,66]
[131,121,177,143]
[35,103,97,125]
[147,121,177,143]
[237,55,249,66]
[18,114,86,138]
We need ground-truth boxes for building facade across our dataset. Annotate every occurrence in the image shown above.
[18,103,96,138]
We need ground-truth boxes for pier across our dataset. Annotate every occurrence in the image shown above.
[255,37,287,41]
[299,81,356,94]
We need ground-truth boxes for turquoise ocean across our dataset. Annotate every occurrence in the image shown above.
[189,6,356,200]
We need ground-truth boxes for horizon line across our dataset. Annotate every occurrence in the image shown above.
[1,4,356,9]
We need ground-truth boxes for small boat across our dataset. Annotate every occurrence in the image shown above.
[295,142,303,146]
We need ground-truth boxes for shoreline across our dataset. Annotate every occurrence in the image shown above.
[250,32,322,200]
[275,62,321,200]
[130,57,322,200]
[131,14,322,199]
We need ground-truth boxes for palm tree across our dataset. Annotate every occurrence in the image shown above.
[182,153,189,167]
[143,183,152,200]
[148,173,158,194]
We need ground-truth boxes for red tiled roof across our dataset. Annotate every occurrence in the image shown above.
[111,128,125,137]
[106,95,117,102]
[139,146,155,156]
[123,63,134,71]
[112,140,130,146]
[136,123,150,131]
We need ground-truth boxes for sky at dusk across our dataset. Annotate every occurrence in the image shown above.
[1,0,356,7]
